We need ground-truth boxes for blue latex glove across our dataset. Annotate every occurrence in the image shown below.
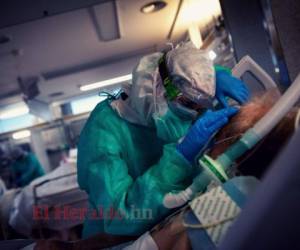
[176,107,238,163]
[215,70,250,108]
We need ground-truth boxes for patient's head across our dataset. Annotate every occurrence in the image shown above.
[210,89,299,178]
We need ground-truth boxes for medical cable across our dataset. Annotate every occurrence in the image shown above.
[182,215,236,230]
[99,90,128,101]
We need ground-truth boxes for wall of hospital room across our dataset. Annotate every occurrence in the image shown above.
[220,0,300,90]
[220,0,278,92]
[270,0,300,82]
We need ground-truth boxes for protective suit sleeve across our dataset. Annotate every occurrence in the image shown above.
[79,129,193,236]
[17,154,45,186]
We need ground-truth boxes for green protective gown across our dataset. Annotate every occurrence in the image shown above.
[11,153,45,187]
[77,100,198,238]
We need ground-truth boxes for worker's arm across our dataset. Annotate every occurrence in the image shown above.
[78,128,193,236]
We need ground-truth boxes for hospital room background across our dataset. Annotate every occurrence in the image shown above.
[0,0,299,249]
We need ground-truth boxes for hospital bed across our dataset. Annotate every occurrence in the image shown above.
[7,161,88,239]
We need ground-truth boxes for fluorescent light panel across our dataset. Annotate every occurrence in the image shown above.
[80,74,132,92]
[12,130,31,140]
[0,104,29,119]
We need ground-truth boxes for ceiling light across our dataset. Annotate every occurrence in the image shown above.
[188,24,202,49]
[141,1,167,14]
[80,74,132,92]
[12,130,31,140]
[180,0,221,26]
[208,50,217,60]
[0,104,29,120]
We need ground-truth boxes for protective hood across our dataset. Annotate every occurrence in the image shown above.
[110,52,165,126]
[110,43,215,126]
[165,43,215,106]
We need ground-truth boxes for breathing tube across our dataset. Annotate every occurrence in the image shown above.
[163,56,300,208]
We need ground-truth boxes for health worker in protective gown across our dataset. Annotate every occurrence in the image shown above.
[77,43,250,238]
[10,147,45,188]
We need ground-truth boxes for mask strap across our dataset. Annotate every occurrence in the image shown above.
[158,54,181,101]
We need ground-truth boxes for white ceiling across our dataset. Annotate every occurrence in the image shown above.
[0,0,221,107]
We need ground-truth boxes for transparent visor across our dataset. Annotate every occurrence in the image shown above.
[173,95,208,116]
[175,85,214,111]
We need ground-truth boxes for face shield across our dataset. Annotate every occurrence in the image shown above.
[159,43,215,119]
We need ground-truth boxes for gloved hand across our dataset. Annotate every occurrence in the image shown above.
[176,107,238,163]
[215,70,250,108]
